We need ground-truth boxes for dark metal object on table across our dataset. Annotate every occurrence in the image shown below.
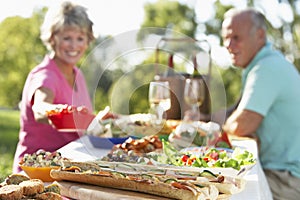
[154,37,212,120]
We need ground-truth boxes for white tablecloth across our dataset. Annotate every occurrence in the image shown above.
[230,139,273,200]
[58,135,273,200]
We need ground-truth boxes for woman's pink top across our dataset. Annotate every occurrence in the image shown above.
[13,55,92,172]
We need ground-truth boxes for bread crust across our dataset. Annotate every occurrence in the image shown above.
[0,184,23,200]
[5,174,30,185]
[19,179,44,196]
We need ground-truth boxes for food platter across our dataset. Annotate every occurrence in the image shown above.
[50,160,246,200]
[114,114,173,137]
[53,132,268,199]
[96,134,256,178]
[168,142,256,177]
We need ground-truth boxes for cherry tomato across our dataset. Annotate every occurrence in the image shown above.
[187,157,196,165]
[203,157,210,162]
[209,152,219,160]
[181,154,190,163]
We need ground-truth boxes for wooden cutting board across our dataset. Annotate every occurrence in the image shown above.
[55,181,171,200]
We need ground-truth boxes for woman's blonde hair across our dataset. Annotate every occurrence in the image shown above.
[40,1,95,51]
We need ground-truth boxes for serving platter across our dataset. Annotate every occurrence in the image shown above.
[96,135,256,178]
[163,144,256,178]
[51,160,246,199]
[147,154,256,178]
[114,114,173,137]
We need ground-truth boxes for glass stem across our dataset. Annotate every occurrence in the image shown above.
[191,104,200,121]
[156,106,164,124]
[192,104,198,113]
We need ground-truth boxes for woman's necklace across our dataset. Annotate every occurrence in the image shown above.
[53,56,77,91]
[62,70,77,91]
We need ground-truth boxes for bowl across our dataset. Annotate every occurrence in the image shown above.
[48,112,95,132]
[88,135,133,149]
[19,165,60,182]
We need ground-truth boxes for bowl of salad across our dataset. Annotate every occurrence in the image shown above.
[46,105,95,132]
[19,150,68,182]
[148,140,257,177]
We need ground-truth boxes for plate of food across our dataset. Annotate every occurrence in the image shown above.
[19,150,68,182]
[100,135,163,162]
[50,160,246,200]
[151,140,257,177]
[46,105,95,132]
[114,114,173,138]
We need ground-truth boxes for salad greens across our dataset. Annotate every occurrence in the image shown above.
[155,140,256,170]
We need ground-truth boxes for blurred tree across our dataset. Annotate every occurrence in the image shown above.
[0,10,46,108]
[139,0,197,39]
[283,0,300,71]
[108,64,157,114]
[204,2,242,108]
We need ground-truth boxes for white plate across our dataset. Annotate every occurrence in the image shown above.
[181,146,234,155]
[114,114,165,137]
[57,129,86,132]
[179,146,256,177]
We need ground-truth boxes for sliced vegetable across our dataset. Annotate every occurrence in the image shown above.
[200,170,218,178]
[164,178,178,183]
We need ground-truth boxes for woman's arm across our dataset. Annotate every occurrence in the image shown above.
[32,87,60,123]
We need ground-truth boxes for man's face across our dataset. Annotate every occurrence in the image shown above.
[221,15,263,68]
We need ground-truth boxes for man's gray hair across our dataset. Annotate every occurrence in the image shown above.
[224,7,267,31]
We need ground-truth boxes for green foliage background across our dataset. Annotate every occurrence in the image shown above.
[0,11,46,108]
[0,1,234,111]
[0,110,20,181]
[1,0,299,112]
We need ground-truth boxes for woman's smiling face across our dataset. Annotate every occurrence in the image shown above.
[52,27,89,67]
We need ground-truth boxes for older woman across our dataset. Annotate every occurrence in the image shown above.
[13,1,95,172]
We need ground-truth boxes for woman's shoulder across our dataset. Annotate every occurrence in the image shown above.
[31,56,59,76]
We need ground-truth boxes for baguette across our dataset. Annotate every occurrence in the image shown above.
[51,169,218,200]
[50,161,248,200]
[193,176,246,195]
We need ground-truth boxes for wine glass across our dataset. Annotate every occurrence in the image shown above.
[148,81,171,124]
[184,78,205,121]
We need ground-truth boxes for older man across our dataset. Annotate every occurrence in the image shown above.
[221,8,300,200]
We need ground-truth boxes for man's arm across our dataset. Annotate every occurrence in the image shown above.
[222,109,263,137]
